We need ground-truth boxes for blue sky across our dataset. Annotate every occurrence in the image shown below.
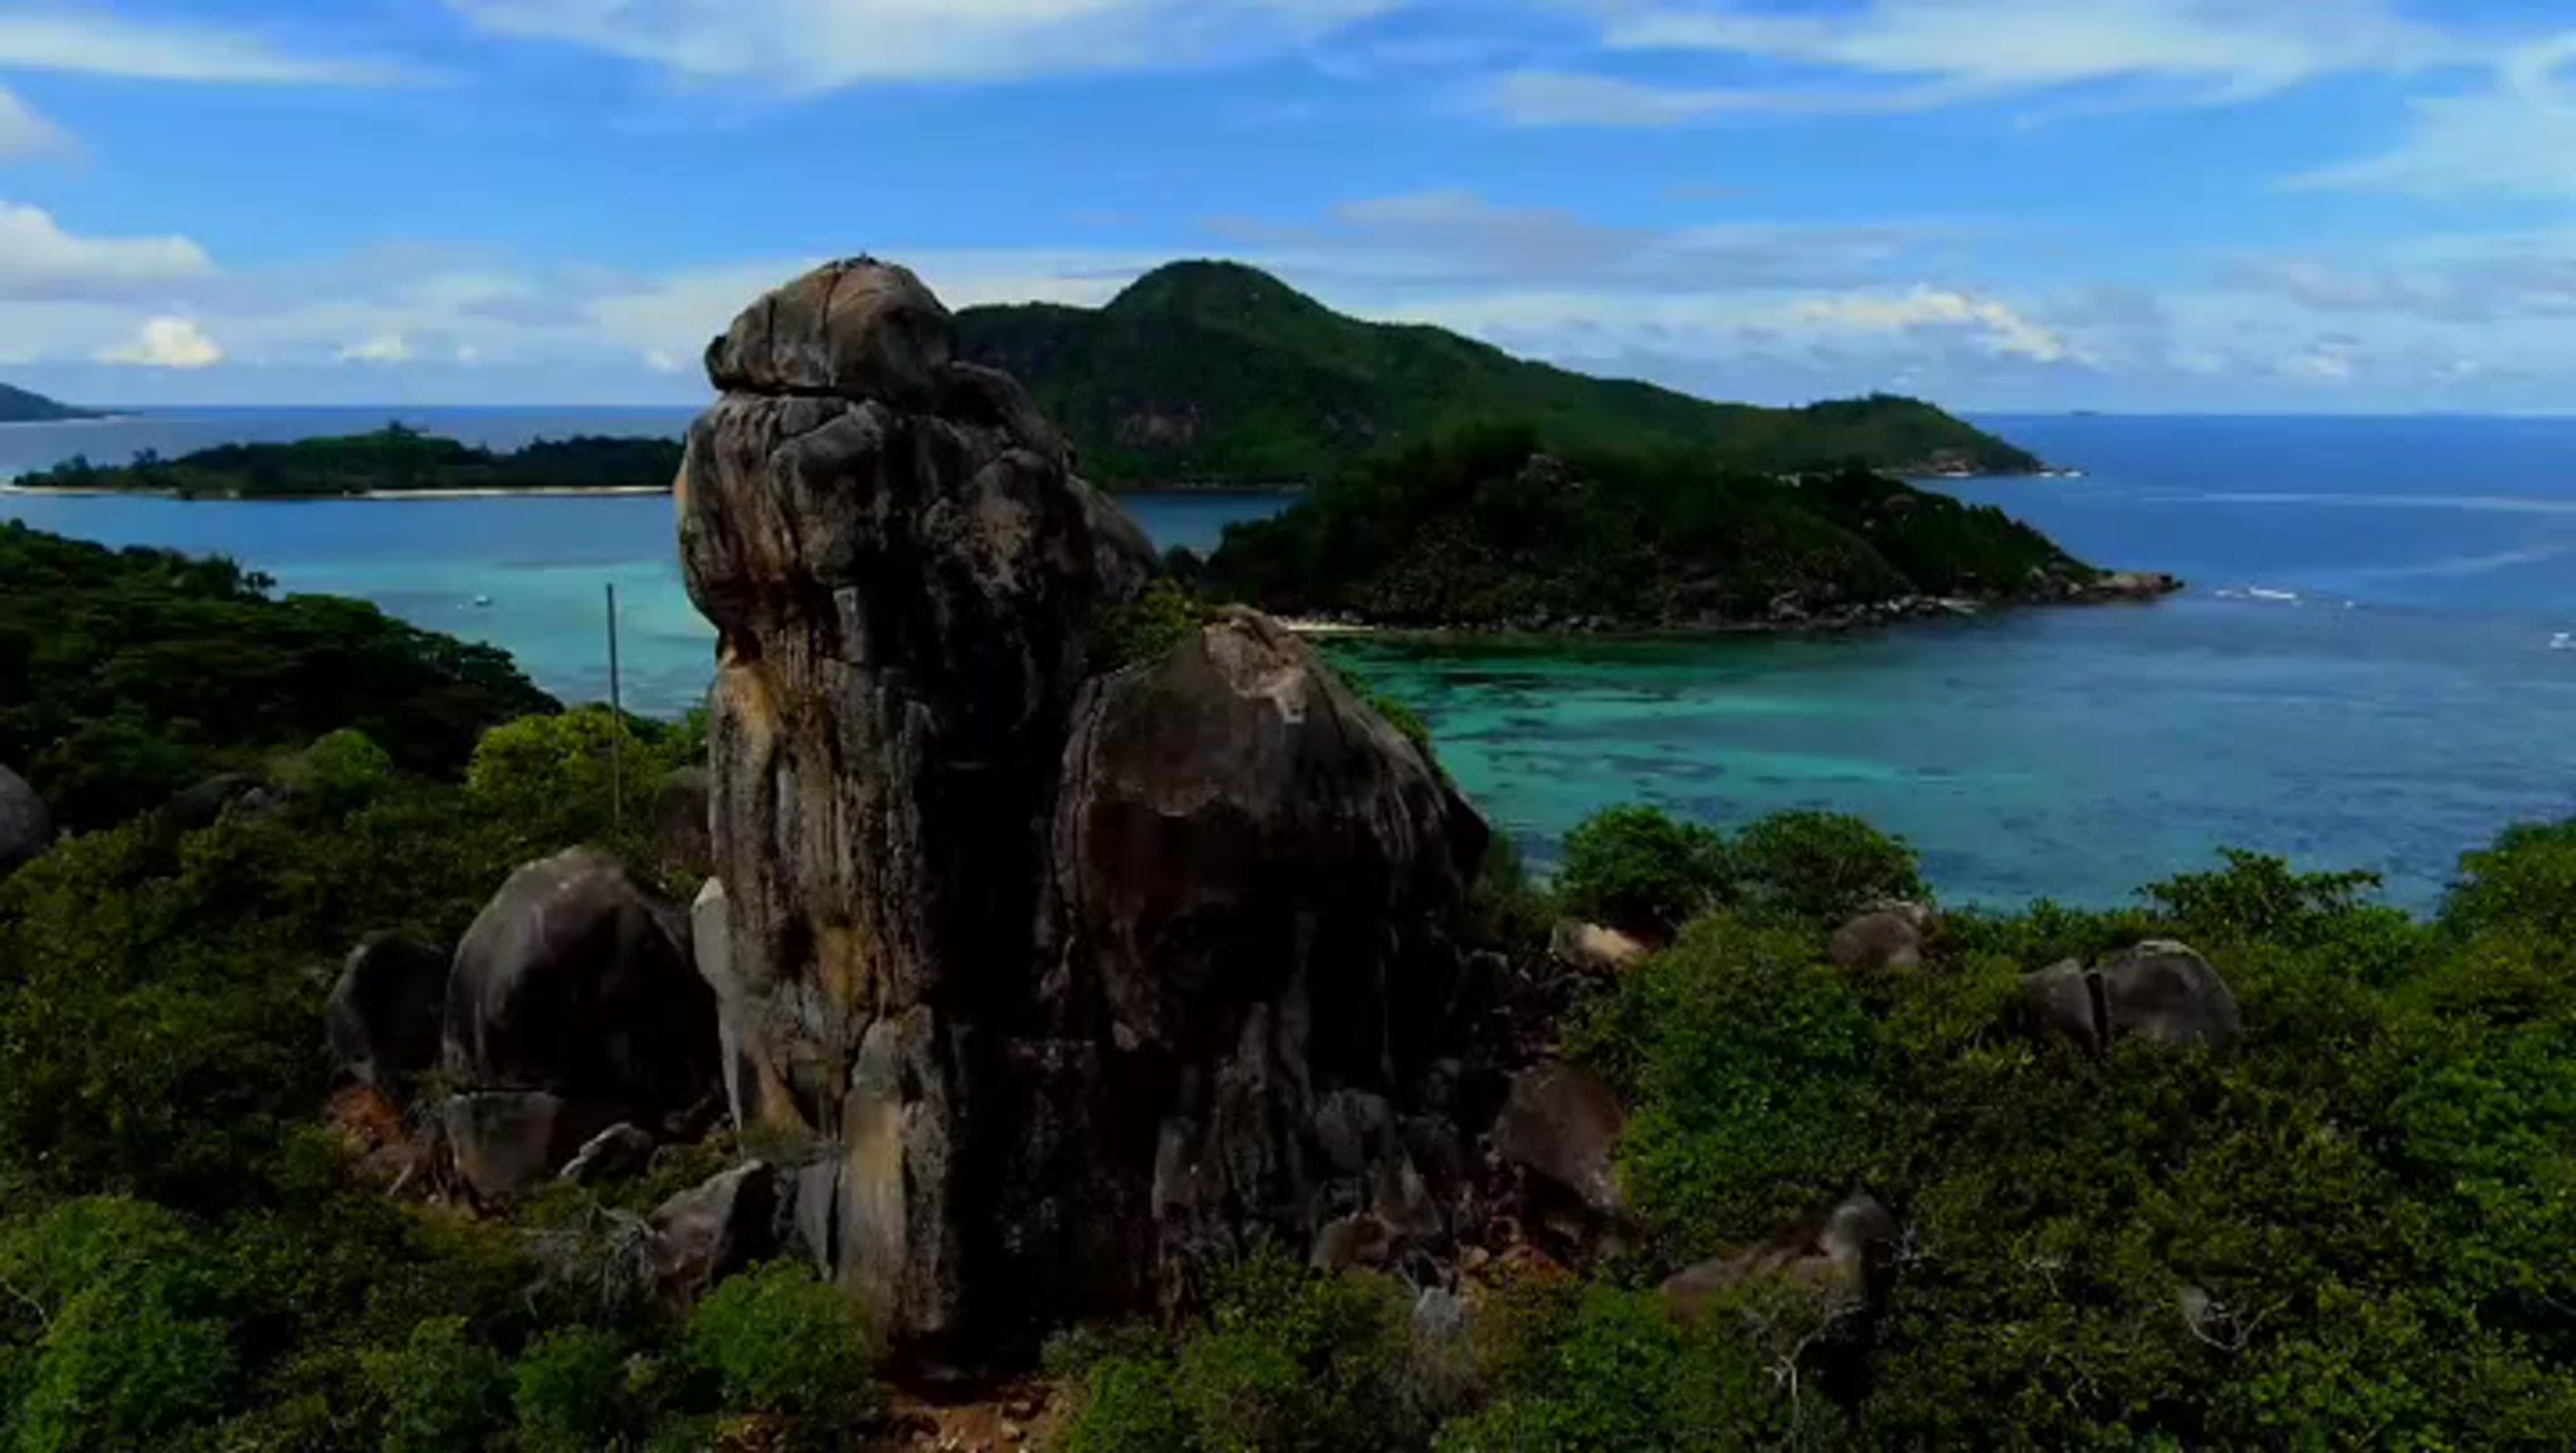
[0,0,2570,411]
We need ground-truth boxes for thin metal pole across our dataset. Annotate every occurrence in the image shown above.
[607,581,625,835]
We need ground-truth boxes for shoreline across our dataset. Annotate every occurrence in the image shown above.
[1282,574,2184,644]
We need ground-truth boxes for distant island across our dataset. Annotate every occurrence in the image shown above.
[1199,425,2173,633]
[0,382,101,424]
[8,424,685,499]
[955,259,2046,487]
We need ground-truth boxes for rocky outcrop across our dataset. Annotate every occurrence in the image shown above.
[444,1090,599,1202]
[0,764,50,874]
[1829,902,1936,974]
[1661,1192,1900,1322]
[441,847,718,1193]
[1551,920,1650,974]
[1491,1062,1628,1220]
[654,1161,780,1300]
[326,932,450,1098]
[2023,940,2241,1055]
[561,1123,656,1186]
[680,259,1488,1350]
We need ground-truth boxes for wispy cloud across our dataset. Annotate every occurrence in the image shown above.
[2297,35,2576,198]
[1501,0,2470,125]
[0,9,422,86]
[0,82,67,159]
[448,0,1402,89]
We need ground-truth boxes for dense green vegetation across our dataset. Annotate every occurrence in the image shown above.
[1202,425,2090,628]
[12,424,684,499]
[1060,807,2576,1450]
[6,518,2573,1448]
[0,383,95,423]
[0,521,556,830]
[956,261,2042,486]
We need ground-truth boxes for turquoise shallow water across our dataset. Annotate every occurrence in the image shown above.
[6,408,2573,910]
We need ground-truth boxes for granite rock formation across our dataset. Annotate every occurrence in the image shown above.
[2023,940,2242,1055]
[0,763,50,874]
[326,932,451,1099]
[440,847,719,1196]
[679,259,1488,1350]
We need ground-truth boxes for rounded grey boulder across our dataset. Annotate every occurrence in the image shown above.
[704,257,953,406]
[326,932,451,1097]
[443,846,718,1128]
[2020,939,2241,1055]
[1491,1061,1629,1219]
[0,764,50,874]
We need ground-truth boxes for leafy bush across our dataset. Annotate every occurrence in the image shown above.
[1091,579,1211,672]
[1731,810,1924,922]
[1555,804,1733,938]
[684,1261,877,1427]
[516,1326,638,1452]
[363,1316,511,1453]
[2445,820,2576,942]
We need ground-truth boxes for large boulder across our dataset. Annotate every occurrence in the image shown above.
[443,847,718,1147]
[2021,940,2241,1055]
[679,260,1486,1349]
[326,932,450,1098]
[1829,901,1936,974]
[1661,1192,1900,1322]
[1491,1062,1628,1220]
[653,1161,780,1300]
[444,1091,602,1202]
[0,764,51,874]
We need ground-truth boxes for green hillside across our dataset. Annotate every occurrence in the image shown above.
[0,382,97,423]
[953,260,2041,486]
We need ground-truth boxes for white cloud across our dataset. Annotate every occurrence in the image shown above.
[0,202,216,299]
[1483,67,1953,125]
[2299,35,2576,197]
[0,84,70,159]
[450,0,1400,89]
[338,332,413,364]
[99,316,223,369]
[1789,287,2076,362]
[0,11,418,85]
[1599,0,2457,99]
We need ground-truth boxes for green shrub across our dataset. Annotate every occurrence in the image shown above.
[1061,1353,1191,1453]
[516,1326,638,1452]
[1092,580,1210,672]
[684,1261,876,1426]
[277,728,396,817]
[1555,805,1732,938]
[1731,810,1923,922]
[363,1316,510,1453]
[2144,849,2385,947]
[1575,916,1879,1254]
[2445,821,2576,943]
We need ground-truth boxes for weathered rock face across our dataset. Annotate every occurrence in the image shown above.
[2023,940,2241,1055]
[0,764,51,874]
[326,932,451,1098]
[1661,1192,1900,1322]
[680,259,1487,1349]
[443,847,718,1157]
[1491,1061,1629,1221]
[1551,920,1650,975]
[1829,902,1936,974]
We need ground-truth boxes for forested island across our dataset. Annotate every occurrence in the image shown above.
[0,382,100,423]
[1197,425,2170,632]
[955,260,2045,487]
[10,424,685,499]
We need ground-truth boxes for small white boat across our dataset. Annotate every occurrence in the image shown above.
[2246,587,2300,603]
[472,595,494,608]
[2553,632,2573,651]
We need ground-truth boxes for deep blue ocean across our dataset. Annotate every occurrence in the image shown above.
[5,407,2571,910]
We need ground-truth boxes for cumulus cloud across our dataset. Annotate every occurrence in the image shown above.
[0,11,419,85]
[337,332,413,364]
[1787,287,2077,363]
[99,316,223,369]
[448,0,1400,89]
[0,202,216,299]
